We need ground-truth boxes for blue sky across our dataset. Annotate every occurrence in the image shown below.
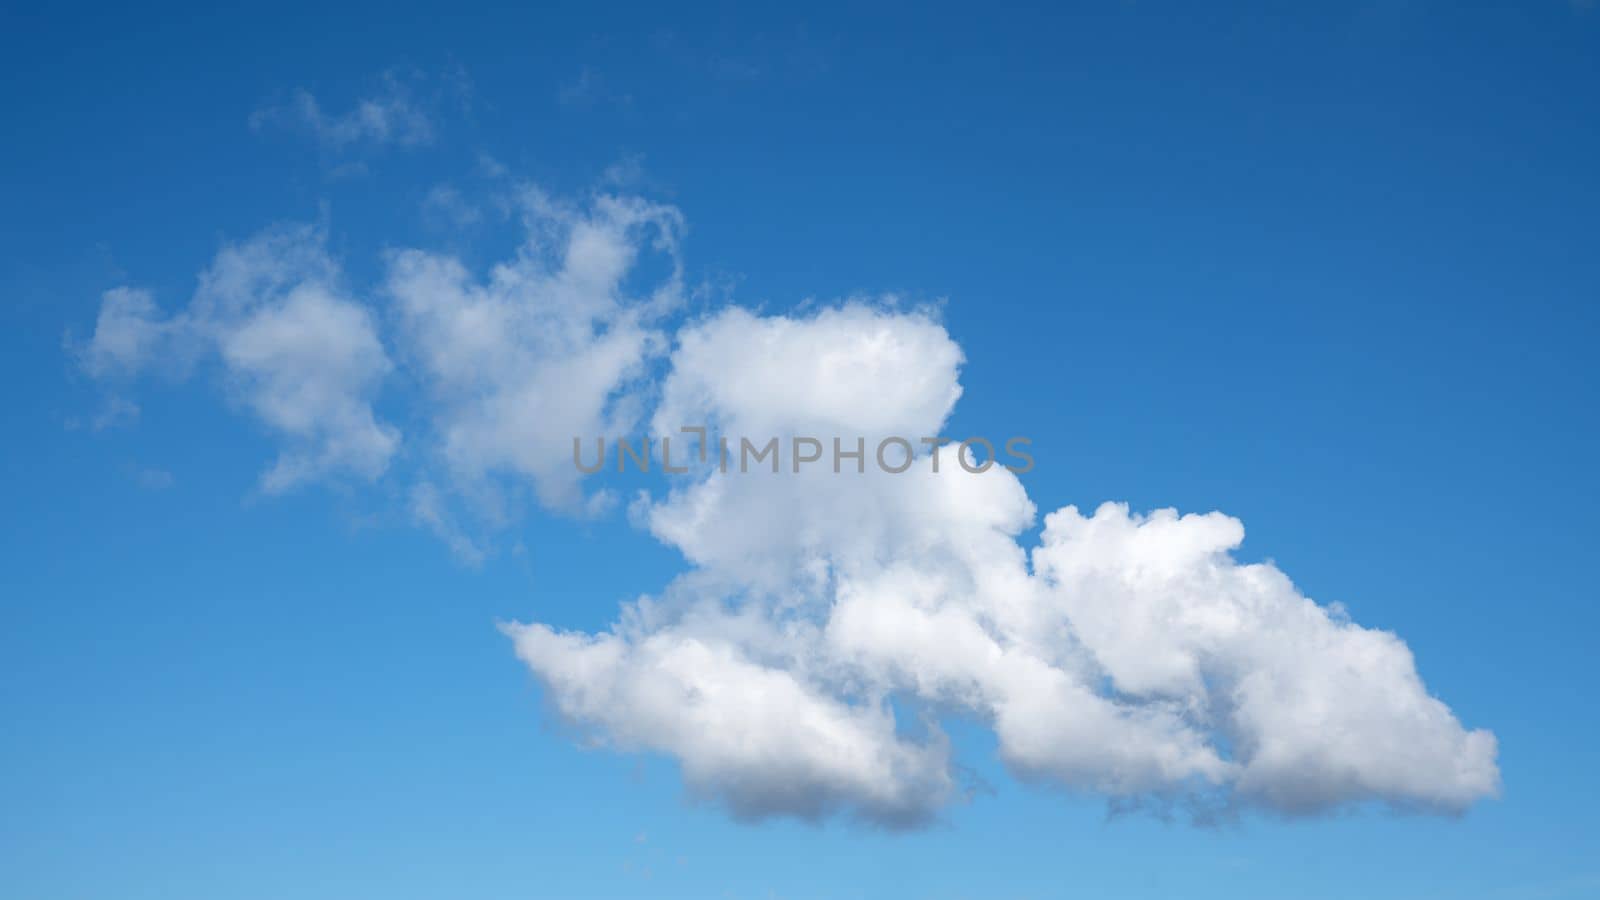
[3,2,1599,898]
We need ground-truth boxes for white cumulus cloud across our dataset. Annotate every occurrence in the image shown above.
[72,174,1499,827]
[506,303,1499,826]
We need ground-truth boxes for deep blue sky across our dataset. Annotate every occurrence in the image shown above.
[3,2,1598,898]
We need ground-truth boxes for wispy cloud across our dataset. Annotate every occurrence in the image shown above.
[126,463,174,491]
[421,184,483,228]
[557,65,633,109]
[251,68,469,152]
[410,481,486,566]
[73,225,399,494]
